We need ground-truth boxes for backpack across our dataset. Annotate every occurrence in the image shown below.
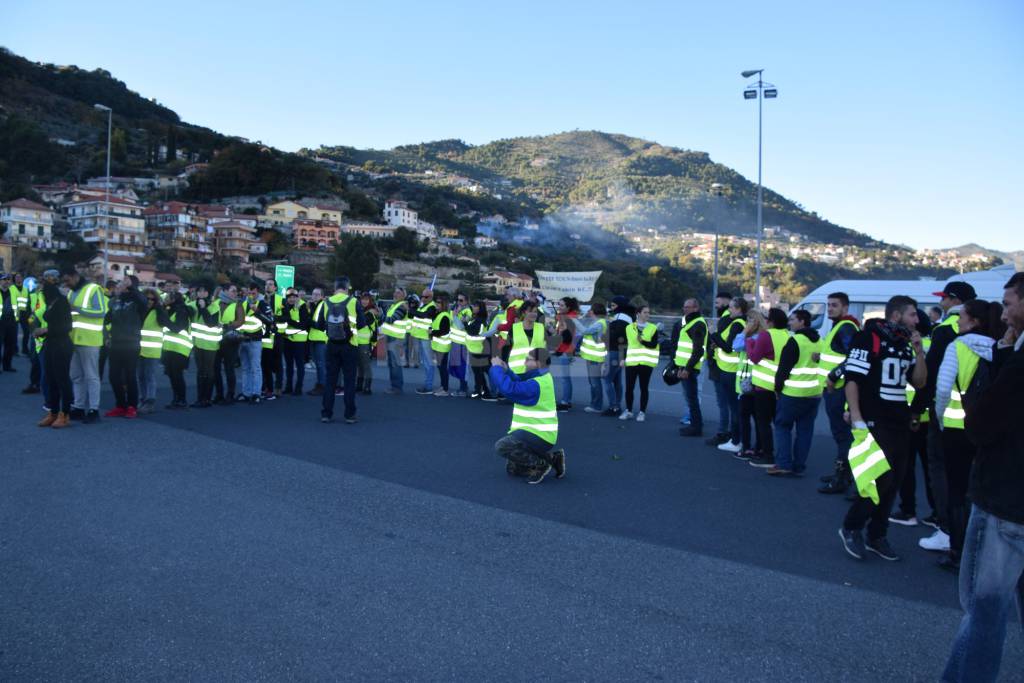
[326,296,353,342]
[960,357,991,423]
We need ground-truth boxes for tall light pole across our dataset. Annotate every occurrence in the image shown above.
[709,183,726,315]
[94,103,112,282]
[741,69,777,309]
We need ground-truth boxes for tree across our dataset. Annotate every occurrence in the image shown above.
[166,125,177,163]
[110,128,128,164]
[328,235,380,292]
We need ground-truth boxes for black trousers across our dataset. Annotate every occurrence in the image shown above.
[471,353,491,397]
[898,423,933,517]
[753,390,776,458]
[283,340,306,393]
[624,365,653,412]
[162,351,188,403]
[321,342,358,419]
[214,342,239,400]
[108,346,140,408]
[19,317,31,354]
[194,348,216,402]
[739,392,756,451]
[44,341,73,414]
[942,427,975,561]
[0,318,16,370]
[843,420,912,540]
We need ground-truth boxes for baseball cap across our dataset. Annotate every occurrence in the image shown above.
[932,281,976,302]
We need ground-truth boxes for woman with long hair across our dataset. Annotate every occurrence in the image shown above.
[744,308,789,467]
[621,304,660,422]
[465,300,494,400]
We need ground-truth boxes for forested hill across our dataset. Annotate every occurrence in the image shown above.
[311,131,877,246]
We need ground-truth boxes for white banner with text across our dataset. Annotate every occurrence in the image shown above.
[535,270,603,302]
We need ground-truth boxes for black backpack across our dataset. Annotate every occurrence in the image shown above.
[326,296,353,342]
[959,357,991,422]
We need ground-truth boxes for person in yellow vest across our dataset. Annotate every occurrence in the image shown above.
[742,308,790,467]
[465,300,495,400]
[0,272,18,371]
[239,284,272,403]
[708,296,748,450]
[24,279,46,396]
[281,287,311,396]
[318,277,364,424]
[818,292,863,494]
[189,284,222,408]
[448,292,474,397]
[380,286,410,394]
[411,288,439,395]
[933,298,1005,571]
[765,309,822,476]
[213,284,245,405]
[429,294,453,396]
[578,302,609,414]
[261,279,286,399]
[103,275,148,419]
[673,298,708,437]
[13,271,32,356]
[506,300,553,377]
[306,287,328,395]
[36,269,74,428]
[136,289,164,413]
[65,268,108,423]
[355,291,380,395]
[489,349,566,485]
[892,313,935,527]
[157,290,193,409]
[621,304,661,422]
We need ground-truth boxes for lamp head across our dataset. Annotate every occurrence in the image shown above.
[741,69,762,78]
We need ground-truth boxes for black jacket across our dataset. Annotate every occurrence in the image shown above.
[966,341,1024,525]
[106,289,148,350]
[42,284,72,351]
[774,328,821,394]
[910,311,959,414]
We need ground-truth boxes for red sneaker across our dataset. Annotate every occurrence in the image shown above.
[124,406,138,419]
[104,406,127,418]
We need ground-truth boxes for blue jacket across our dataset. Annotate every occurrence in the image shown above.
[488,366,548,406]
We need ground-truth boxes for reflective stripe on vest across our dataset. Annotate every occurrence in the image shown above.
[941,340,980,430]
[430,311,452,352]
[408,301,436,340]
[819,319,860,387]
[715,318,745,372]
[625,323,659,367]
[905,337,931,422]
[579,319,607,363]
[750,328,790,391]
[848,427,892,504]
[139,309,165,359]
[380,301,407,339]
[674,316,707,370]
[286,305,308,342]
[161,313,193,357]
[509,322,545,372]
[508,372,558,445]
[308,301,328,342]
[69,283,107,347]
[782,333,823,397]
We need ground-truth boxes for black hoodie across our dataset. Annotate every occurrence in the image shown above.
[774,328,821,394]
[106,288,148,351]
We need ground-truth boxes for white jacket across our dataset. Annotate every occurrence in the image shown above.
[935,332,994,428]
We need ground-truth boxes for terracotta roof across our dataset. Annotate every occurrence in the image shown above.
[66,195,139,207]
[143,201,195,215]
[2,198,51,212]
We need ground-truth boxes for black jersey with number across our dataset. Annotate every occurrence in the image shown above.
[843,319,917,423]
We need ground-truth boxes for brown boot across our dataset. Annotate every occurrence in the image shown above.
[51,412,70,429]
[38,412,57,427]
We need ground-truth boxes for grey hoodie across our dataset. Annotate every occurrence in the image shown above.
[935,332,995,426]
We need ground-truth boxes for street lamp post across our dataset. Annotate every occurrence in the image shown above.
[94,103,112,282]
[709,183,726,313]
[741,70,777,309]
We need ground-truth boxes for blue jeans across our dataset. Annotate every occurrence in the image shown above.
[773,395,821,472]
[311,341,326,387]
[823,388,853,461]
[715,372,740,442]
[586,360,604,410]
[602,352,624,411]
[137,357,160,403]
[239,340,262,396]
[552,354,572,404]
[942,505,1024,683]
[418,338,434,391]
[386,342,404,390]
[682,371,703,432]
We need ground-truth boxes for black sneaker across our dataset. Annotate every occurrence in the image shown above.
[415,388,433,395]
[556,403,571,413]
[251,396,262,405]
[705,432,729,446]
[865,536,900,561]
[748,454,775,468]
[321,415,332,423]
[345,416,358,424]
[888,511,919,526]
[526,464,552,485]
[481,395,498,402]
[937,555,960,573]
[732,450,754,461]
[839,528,865,560]
[69,408,86,421]
[679,426,703,437]
[550,449,566,479]
[921,515,940,530]
[600,408,619,417]
[83,409,100,424]
[818,478,850,495]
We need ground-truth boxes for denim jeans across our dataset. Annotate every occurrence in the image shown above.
[601,352,624,411]
[682,371,703,432]
[70,345,101,411]
[773,395,820,472]
[386,343,404,390]
[942,505,1024,683]
[715,372,740,442]
[552,353,572,404]
[239,340,262,397]
[586,360,604,410]
[823,388,853,462]
[137,357,160,402]
[418,338,434,391]
[311,341,326,387]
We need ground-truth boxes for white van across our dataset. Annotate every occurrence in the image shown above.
[791,264,1015,336]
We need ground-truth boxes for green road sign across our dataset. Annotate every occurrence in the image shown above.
[275,264,295,290]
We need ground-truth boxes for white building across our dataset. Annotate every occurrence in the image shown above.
[1,198,55,245]
[384,200,418,229]
[65,197,147,258]
[474,236,497,249]
[414,219,437,240]
[339,221,396,239]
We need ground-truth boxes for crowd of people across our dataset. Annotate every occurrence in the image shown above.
[1,265,1021,680]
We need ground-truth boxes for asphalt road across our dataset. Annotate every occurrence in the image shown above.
[2,352,1021,681]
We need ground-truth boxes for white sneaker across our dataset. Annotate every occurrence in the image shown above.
[636,411,646,423]
[918,529,950,552]
[618,410,633,420]
[584,406,601,414]
[717,441,742,453]
[433,389,449,397]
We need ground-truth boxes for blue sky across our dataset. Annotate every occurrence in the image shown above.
[4,1,1022,251]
